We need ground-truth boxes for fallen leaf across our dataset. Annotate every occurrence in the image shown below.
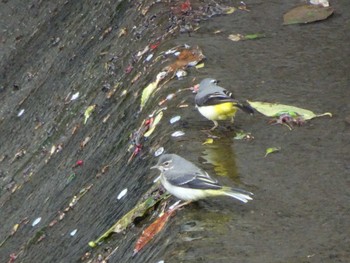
[265,147,280,157]
[140,72,167,110]
[165,46,206,72]
[133,208,176,255]
[202,138,214,145]
[88,189,167,247]
[233,131,254,140]
[247,100,332,120]
[11,224,19,236]
[118,27,127,37]
[195,62,205,69]
[283,5,334,25]
[84,105,96,124]
[144,111,163,137]
[224,7,236,14]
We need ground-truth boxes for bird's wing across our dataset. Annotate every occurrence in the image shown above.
[195,91,237,106]
[166,170,222,190]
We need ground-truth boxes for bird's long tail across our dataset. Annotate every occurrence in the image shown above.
[222,187,253,203]
[236,102,254,115]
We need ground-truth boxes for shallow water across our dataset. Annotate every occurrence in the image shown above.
[1,0,350,262]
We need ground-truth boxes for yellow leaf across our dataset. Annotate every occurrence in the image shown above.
[195,63,205,69]
[225,7,236,14]
[202,138,214,145]
[11,224,19,235]
[144,111,163,137]
[84,105,96,124]
[140,72,167,110]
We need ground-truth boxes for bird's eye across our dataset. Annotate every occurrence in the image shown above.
[163,161,170,166]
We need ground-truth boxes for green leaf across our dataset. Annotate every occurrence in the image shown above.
[265,147,280,157]
[243,33,265,40]
[283,5,334,25]
[89,182,169,247]
[247,100,332,120]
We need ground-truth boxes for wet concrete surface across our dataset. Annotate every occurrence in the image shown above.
[1,0,350,262]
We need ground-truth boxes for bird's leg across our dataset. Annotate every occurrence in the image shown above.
[172,200,192,211]
[210,120,218,131]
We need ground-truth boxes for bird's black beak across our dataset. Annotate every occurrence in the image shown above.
[150,165,158,170]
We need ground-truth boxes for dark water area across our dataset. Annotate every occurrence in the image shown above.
[1,0,350,262]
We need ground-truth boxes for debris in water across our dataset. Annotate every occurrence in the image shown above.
[73,160,84,168]
[70,92,79,101]
[17,109,25,117]
[175,69,187,79]
[265,147,281,157]
[170,116,181,124]
[32,217,42,227]
[310,0,329,7]
[283,4,334,25]
[171,131,185,137]
[70,229,78,236]
[155,147,164,157]
[84,105,97,124]
[202,138,214,145]
[117,188,128,200]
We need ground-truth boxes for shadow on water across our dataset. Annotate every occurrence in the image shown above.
[1,0,350,262]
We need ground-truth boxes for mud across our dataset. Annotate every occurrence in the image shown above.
[1,0,350,262]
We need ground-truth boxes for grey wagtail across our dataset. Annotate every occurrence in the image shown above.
[195,78,254,130]
[151,154,253,203]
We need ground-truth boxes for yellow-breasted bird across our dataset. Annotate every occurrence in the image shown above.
[195,78,254,130]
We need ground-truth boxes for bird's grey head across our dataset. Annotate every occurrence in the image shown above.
[151,154,177,171]
[199,78,219,91]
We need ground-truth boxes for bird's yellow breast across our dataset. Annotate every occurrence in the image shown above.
[197,102,238,121]
[213,102,237,120]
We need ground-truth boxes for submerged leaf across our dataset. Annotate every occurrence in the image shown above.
[202,138,214,145]
[133,208,176,255]
[89,186,167,247]
[234,131,254,140]
[283,5,334,25]
[224,6,236,14]
[140,72,167,110]
[265,147,281,157]
[247,100,332,120]
[195,63,205,69]
[84,105,97,124]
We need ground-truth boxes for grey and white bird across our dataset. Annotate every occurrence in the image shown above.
[151,153,253,203]
[195,78,254,130]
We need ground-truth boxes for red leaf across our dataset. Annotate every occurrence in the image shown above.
[133,209,176,255]
[180,0,191,12]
